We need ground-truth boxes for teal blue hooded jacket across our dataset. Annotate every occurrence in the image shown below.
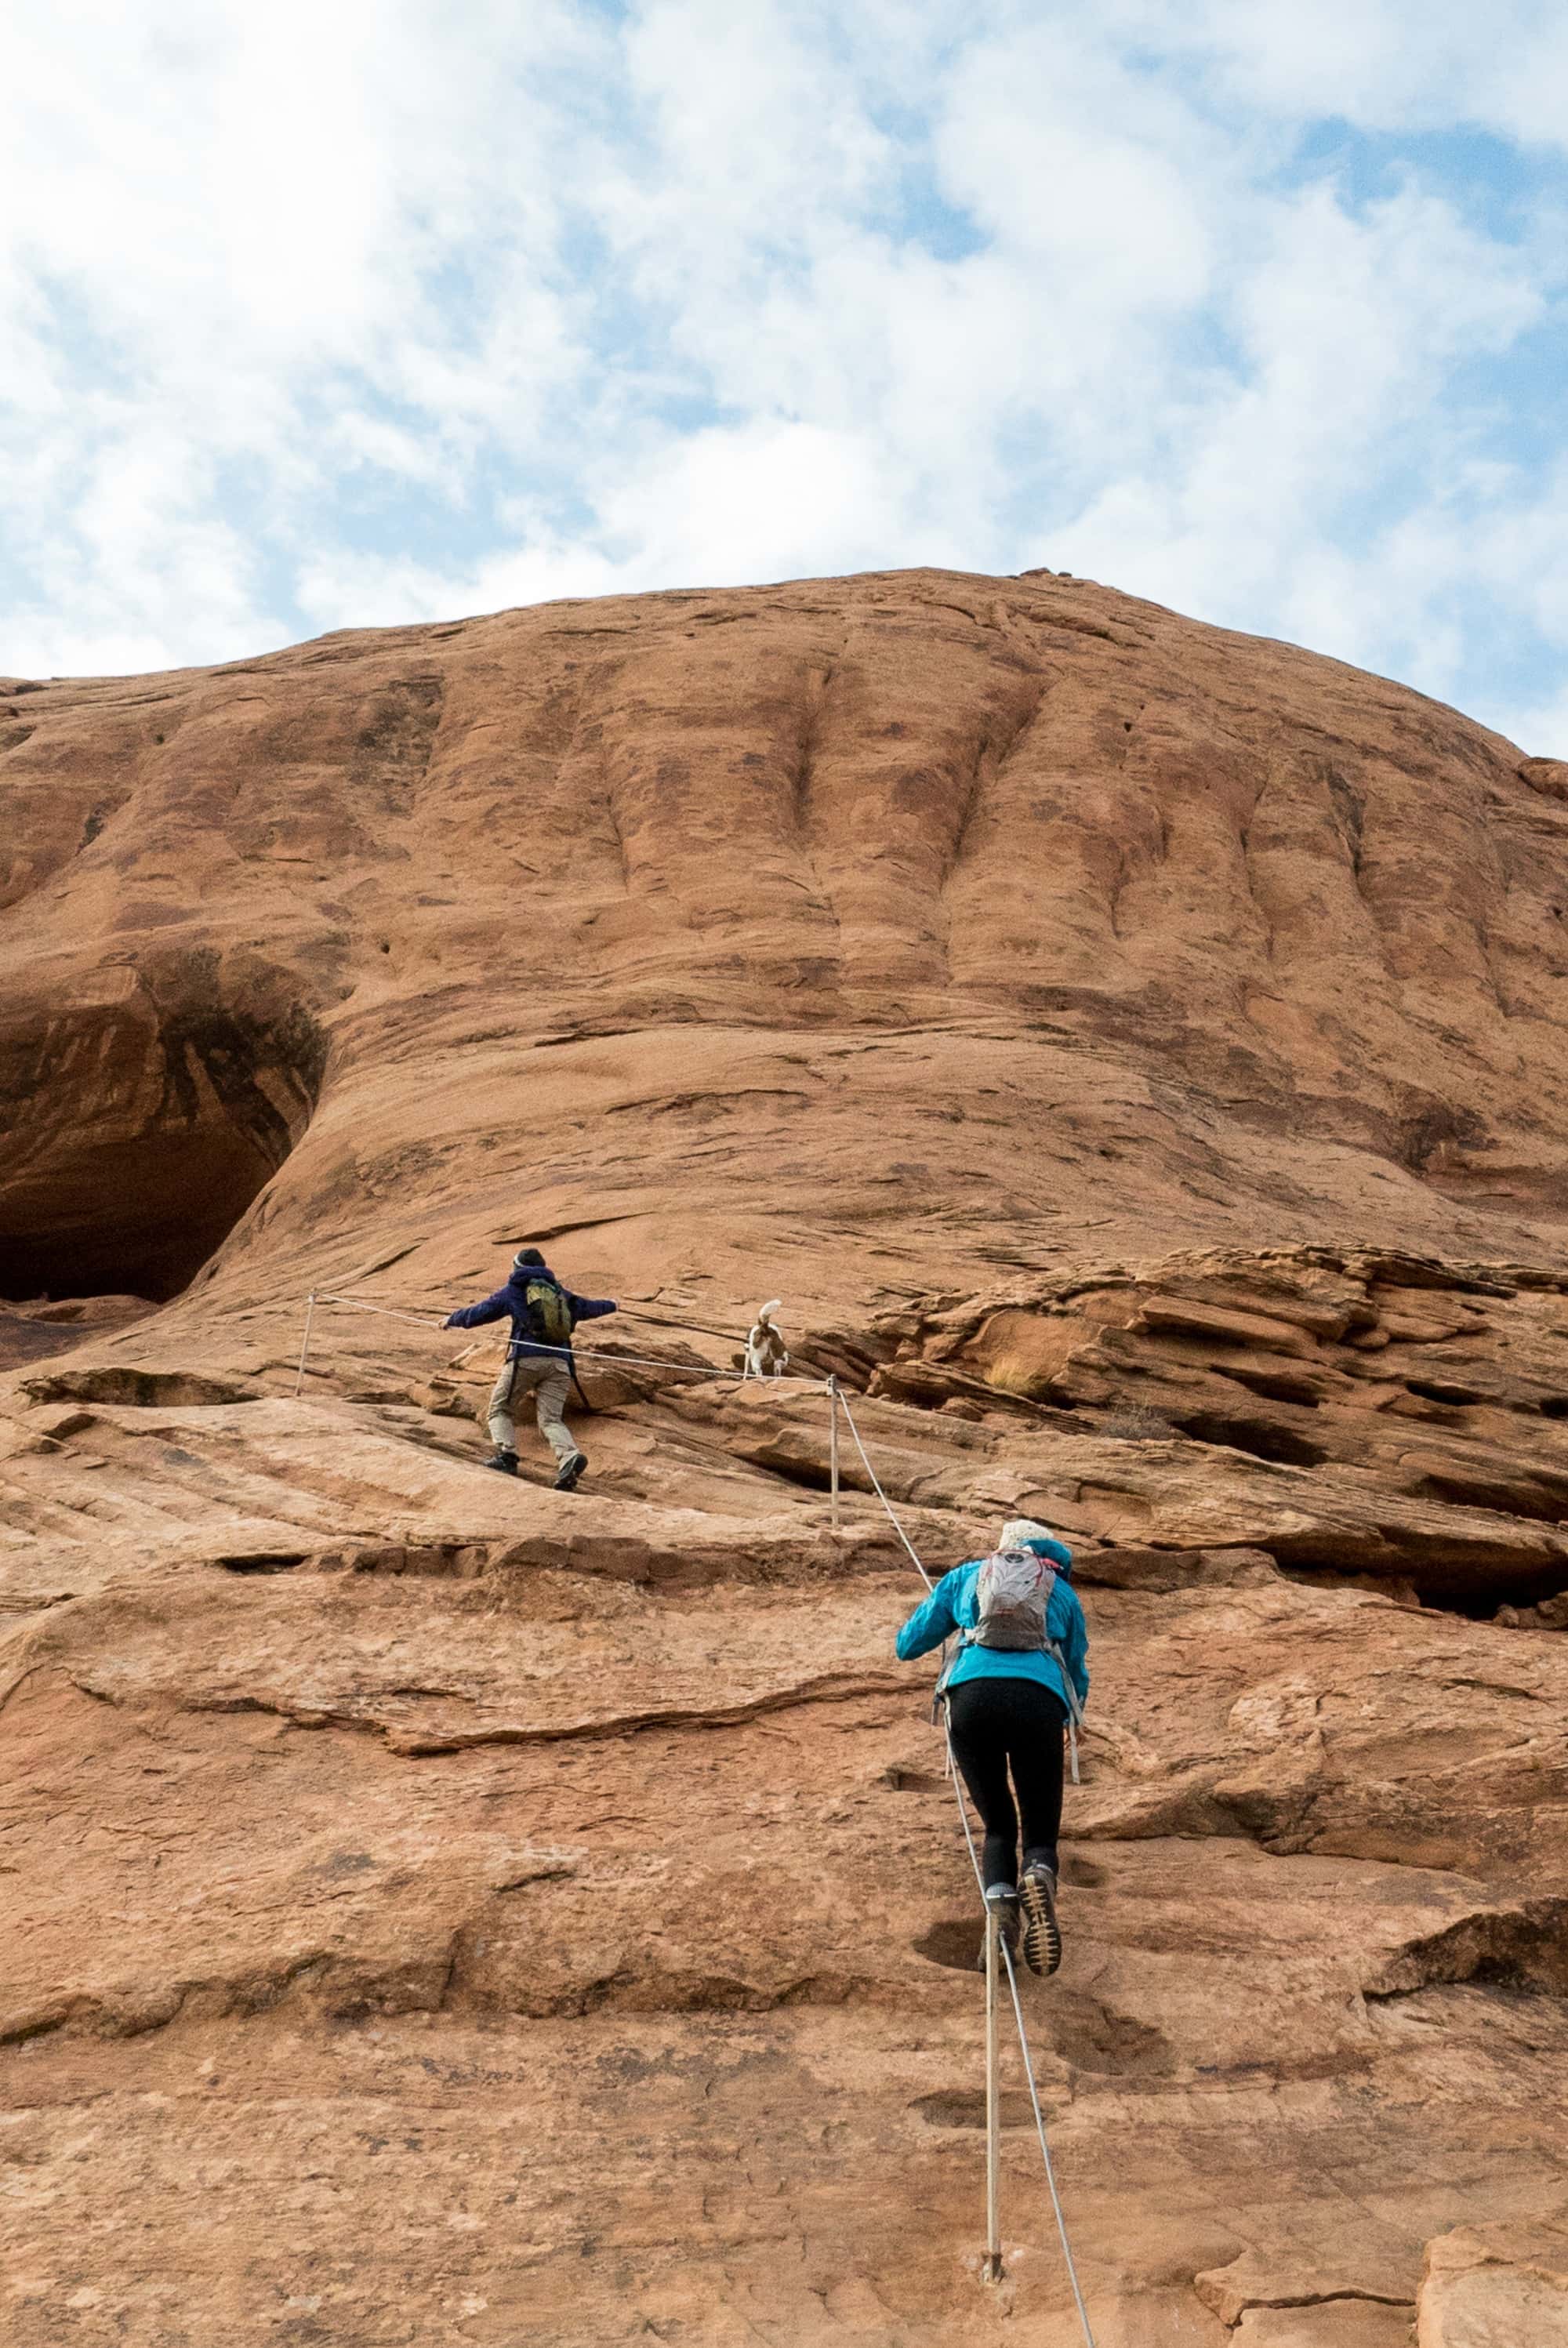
[895,1538,1089,1715]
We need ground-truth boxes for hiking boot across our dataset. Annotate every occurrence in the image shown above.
[977,1885,1021,1970]
[484,1449,520,1477]
[553,1450,587,1492]
[1020,1863,1062,1976]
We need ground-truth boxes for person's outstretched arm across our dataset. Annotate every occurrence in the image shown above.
[443,1287,510,1331]
[895,1568,964,1660]
[566,1292,617,1322]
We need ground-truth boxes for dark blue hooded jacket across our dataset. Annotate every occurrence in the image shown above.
[443,1263,617,1362]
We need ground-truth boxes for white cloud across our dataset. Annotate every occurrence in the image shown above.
[1142,0,1568,140]
[295,416,942,631]
[1058,179,1541,600]
[2,0,1567,753]
[1501,688,1568,760]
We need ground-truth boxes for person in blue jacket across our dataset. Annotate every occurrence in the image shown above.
[895,1517,1088,1974]
[443,1247,617,1489]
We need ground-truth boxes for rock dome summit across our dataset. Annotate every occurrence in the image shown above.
[4,566,1568,2343]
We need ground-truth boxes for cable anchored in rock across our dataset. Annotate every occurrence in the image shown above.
[296,1291,833,1390]
[837,1384,1095,2343]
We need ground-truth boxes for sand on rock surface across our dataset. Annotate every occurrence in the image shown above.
[5,565,1568,2343]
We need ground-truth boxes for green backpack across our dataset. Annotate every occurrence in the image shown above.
[523,1278,574,1350]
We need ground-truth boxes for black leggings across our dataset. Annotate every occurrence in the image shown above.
[945,1677,1067,1889]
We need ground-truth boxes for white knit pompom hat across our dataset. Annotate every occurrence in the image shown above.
[1000,1516,1055,1551]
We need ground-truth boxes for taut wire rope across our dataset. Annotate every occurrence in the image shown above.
[832,1388,1097,2345]
[833,1388,932,1588]
[296,1292,830,1389]
[289,1287,1094,2329]
[944,1728,1098,2346]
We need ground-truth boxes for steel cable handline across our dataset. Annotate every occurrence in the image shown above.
[834,1386,1098,2346]
[833,1387,934,1589]
[292,1294,1092,2326]
[296,1291,832,1392]
[945,1745,1098,2347]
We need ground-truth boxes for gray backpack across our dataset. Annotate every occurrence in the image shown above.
[949,1545,1085,1784]
[968,1547,1057,1649]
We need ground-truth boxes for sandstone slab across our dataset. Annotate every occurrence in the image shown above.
[6,569,1568,2340]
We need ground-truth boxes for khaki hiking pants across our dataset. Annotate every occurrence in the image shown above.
[487,1355,577,1466]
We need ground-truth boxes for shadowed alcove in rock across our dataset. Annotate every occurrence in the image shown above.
[0,982,326,1304]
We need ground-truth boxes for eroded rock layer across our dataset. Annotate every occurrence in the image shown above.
[5,568,1568,2344]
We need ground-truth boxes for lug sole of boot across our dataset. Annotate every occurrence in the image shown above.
[1020,1874,1062,1976]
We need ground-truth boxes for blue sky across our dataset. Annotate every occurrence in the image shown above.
[5,0,1568,752]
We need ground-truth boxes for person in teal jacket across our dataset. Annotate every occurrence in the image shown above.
[896,1517,1088,1975]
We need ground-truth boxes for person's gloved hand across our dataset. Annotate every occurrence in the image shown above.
[441,1314,458,1329]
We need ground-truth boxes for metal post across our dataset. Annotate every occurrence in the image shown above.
[294,1293,317,1398]
[984,1907,1003,2284]
[827,1375,840,1531]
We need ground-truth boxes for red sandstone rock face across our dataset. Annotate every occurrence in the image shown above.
[3,569,1568,2343]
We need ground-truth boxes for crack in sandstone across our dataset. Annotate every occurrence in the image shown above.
[78,1668,906,1755]
[10,571,1568,2339]
[1221,2288,1416,2320]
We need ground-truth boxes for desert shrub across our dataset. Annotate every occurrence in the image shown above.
[1097,1400,1173,1442]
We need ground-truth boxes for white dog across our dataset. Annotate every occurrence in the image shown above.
[745,1299,789,1378]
